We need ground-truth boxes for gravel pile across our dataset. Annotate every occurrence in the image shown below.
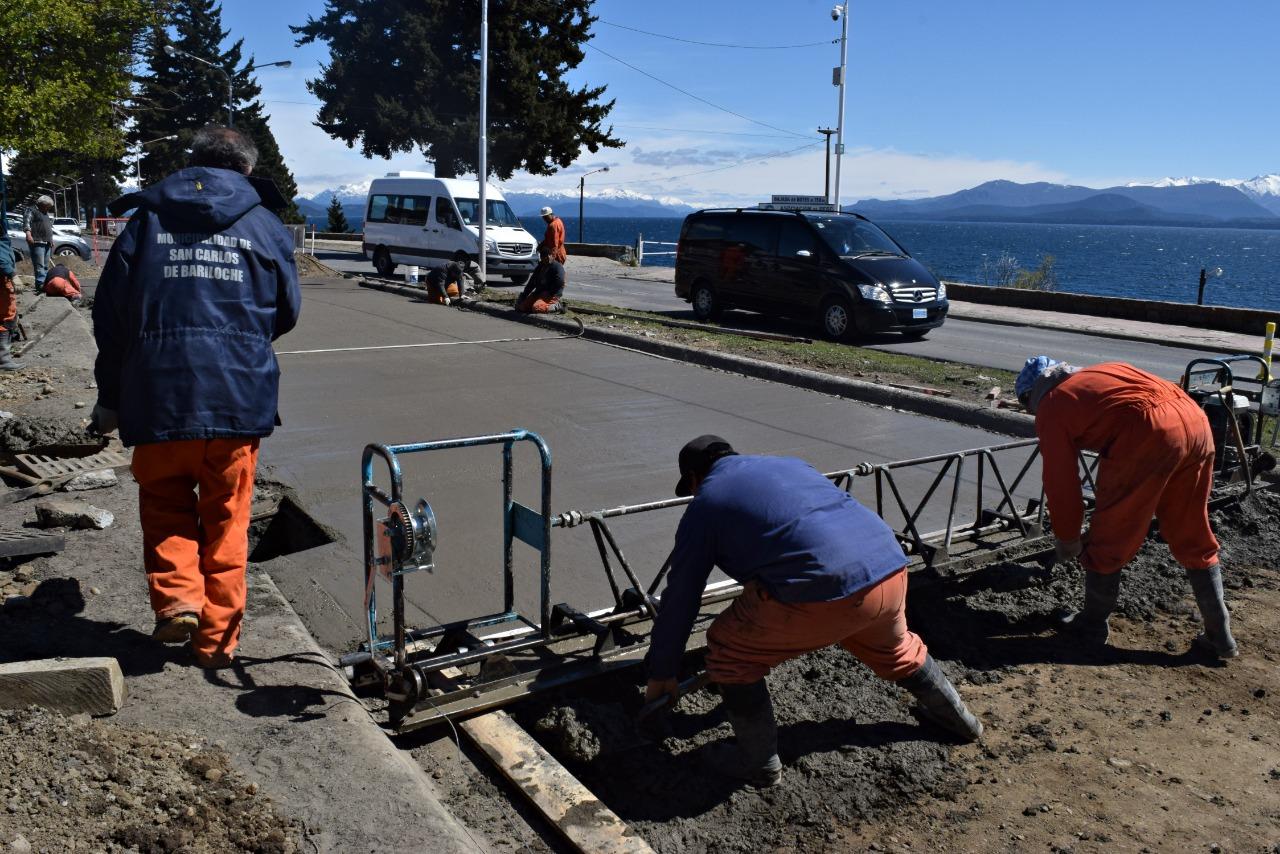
[0,707,303,853]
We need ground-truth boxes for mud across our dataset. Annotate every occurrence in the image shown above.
[0,707,303,853]
[510,487,1280,853]
[0,413,99,454]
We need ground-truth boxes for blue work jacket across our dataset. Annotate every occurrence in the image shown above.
[93,167,301,446]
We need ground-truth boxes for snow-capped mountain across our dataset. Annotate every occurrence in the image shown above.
[1129,174,1280,215]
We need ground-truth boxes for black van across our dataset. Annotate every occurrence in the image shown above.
[673,208,948,341]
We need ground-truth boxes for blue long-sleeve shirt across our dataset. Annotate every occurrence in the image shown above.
[645,455,908,679]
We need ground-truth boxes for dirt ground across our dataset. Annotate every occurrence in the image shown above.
[417,489,1280,854]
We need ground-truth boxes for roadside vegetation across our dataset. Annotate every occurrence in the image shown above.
[482,291,1020,405]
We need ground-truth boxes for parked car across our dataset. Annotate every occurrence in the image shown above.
[5,213,91,262]
[361,173,539,282]
[674,208,948,341]
[53,217,83,236]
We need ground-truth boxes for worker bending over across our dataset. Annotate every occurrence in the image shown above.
[537,206,567,263]
[1016,357,1236,658]
[92,125,301,668]
[43,263,83,301]
[516,253,566,313]
[425,261,464,305]
[646,435,982,787]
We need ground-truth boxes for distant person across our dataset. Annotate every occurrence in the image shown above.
[92,125,301,669]
[425,261,464,305]
[24,195,55,294]
[0,210,19,371]
[1016,357,1236,658]
[645,435,982,787]
[538,206,567,264]
[43,262,82,302]
[515,252,566,313]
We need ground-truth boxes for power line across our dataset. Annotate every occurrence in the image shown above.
[598,19,835,50]
[611,140,823,186]
[613,123,800,140]
[583,42,811,141]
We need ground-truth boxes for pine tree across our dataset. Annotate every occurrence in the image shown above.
[325,195,350,233]
[130,0,302,220]
[293,0,623,179]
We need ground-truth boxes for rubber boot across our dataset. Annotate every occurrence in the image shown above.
[1057,570,1120,644]
[719,680,783,787]
[895,655,984,742]
[0,330,23,371]
[1186,565,1238,659]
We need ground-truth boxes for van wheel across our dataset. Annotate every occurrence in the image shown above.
[373,247,396,278]
[819,296,855,342]
[691,281,721,321]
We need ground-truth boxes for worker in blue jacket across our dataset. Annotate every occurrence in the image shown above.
[92,125,301,668]
[645,435,982,786]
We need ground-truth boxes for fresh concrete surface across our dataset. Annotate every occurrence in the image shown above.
[267,279,1038,651]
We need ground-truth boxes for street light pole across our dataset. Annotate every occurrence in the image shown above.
[54,174,81,224]
[577,166,609,243]
[817,128,836,203]
[164,45,291,128]
[832,4,850,210]
[136,134,179,187]
[478,0,489,285]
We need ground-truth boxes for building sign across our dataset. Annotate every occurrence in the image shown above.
[757,194,839,212]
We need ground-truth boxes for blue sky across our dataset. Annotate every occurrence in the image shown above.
[221,0,1279,203]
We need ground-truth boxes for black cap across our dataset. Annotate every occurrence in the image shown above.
[675,434,737,497]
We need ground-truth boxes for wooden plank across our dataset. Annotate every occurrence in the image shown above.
[0,657,127,716]
[434,669,654,854]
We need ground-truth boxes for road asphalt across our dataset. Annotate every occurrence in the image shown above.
[313,246,1260,380]
[266,277,1040,651]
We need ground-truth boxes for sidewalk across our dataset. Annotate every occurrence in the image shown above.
[0,293,488,852]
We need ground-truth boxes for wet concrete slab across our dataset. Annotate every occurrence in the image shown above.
[267,280,1038,652]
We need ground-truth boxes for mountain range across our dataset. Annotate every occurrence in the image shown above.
[295,180,697,229]
[850,175,1280,227]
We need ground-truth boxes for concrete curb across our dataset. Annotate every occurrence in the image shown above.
[247,569,492,853]
[945,306,1250,355]
[357,278,1036,438]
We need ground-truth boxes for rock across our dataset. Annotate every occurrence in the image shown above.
[40,385,54,395]
[34,499,115,530]
[74,402,86,409]
[60,469,118,492]
[8,834,32,854]
[1107,757,1133,769]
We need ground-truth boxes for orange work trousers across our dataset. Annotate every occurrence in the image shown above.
[517,293,560,313]
[132,438,260,660]
[1084,395,1219,574]
[706,568,927,685]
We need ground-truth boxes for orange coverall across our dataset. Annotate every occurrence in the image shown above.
[44,269,82,299]
[1036,362,1219,574]
[540,217,567,264]
[132,439,260,662]
[1,273,15,325]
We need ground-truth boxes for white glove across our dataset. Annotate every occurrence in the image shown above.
[1055,538,1083,563]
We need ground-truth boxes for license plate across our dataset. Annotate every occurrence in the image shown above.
[912,308,927,319]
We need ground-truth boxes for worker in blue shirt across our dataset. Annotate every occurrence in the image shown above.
[645,435,982,786]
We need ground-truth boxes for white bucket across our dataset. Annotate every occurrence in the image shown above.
[405,265,419,284]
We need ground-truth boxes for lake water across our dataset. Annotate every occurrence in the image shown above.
[554,216,1280,312]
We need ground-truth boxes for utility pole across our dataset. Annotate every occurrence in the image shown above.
[577,166,609,243]
[478,0,489,285]
[817,128,837,203]
[832,4,850,210]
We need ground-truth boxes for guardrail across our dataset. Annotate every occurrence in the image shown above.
[634,233,677,266]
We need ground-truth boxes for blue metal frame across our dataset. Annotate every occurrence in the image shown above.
[361,430,552,674]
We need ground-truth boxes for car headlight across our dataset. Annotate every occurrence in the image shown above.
[937,282,947,300]
[857,283,892,304]
[485,238,497,252]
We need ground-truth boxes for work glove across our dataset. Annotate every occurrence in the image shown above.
[1054,538,1083,563]
[89,404,118,437]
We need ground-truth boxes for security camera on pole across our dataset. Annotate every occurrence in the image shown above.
[831,4,850,211]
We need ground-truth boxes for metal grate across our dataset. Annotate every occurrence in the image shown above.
[15,449,129,480]
[0,528,65,559]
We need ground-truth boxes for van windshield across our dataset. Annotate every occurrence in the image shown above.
[456,198,521,227]
[805,215,905,258]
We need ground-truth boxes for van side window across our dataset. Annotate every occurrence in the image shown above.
[777,221,817,259]
[684,218,725,242]
[731,218,778,255]
[399,195,430,227]
[436,199,460,229]
[368,194,391,223]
